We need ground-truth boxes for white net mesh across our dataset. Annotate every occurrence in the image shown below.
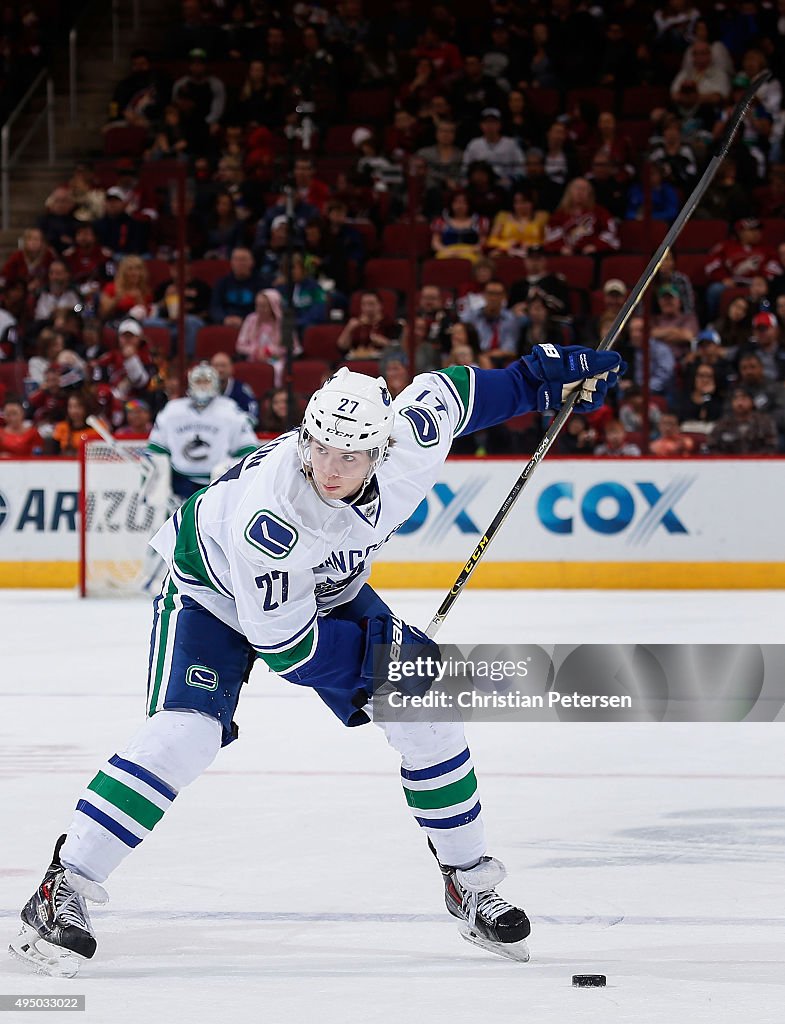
[82,440,172,596]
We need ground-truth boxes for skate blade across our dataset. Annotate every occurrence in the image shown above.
[459,924,531,963]
[8,924,81,979]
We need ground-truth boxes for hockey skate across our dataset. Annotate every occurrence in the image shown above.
[429,840,530,962]
[9,835,107,978]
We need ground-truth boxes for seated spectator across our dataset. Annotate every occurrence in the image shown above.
[99,255,153,324]
[233,59,286,129]
[200,190,246,260]
[443,320,481,369]
[210,247,262,327]
[708,387,778,454]
[337,290,404,361]
[457,257,496,315]
[143,280,204,361]
[282,254,327,335]
[62,223,112,294]
[556,411,597,455]
[629,315,676,398]
[522,147,563,212]
[399,56,441,110]
[94,318,158,401]
[262,387,293,435]
[448,52,503,129]
[583,278,629,351]
[236,288,289,387]
[481,19,521,94]
[594,419,641,457]
[507,245,569,315]
[115,399,153,438]
[651,285,700,354]
[503,89,541,154]
[586,152,629,221]
[28,329,64,386]
[695,155,757,224]
[619,386,662,437]
[523,20,559,90]
[679,18,733,77]
[34,261,81,322]
[0,397,41,456]
[464,161,509,219]
[37,188,79,254]
[648,115,698,193]
[711,75,771,179]
[712,295,752,349]
[460,279,524,364]
[653,250,696,314]
[650,412,697,457]
[291,157,331,214]
[755,165,785,218]
[734,351,785,445]
[680,327,735,389]
[705,218,783,317]
[147,103,190,160]
[675,362,724,428]
[543,123,580,191]
[486,190,548,257]
[1,227,54,292]
[516,294,564,356]
[379,355,411,400]
[431,192,488,262]
[544,177,619,255]
[48,392,103,456]
[736,311,785,381]
[109,48,170,130]
[670,39,731,130]
[625,163,679,223]
[93,187,148,257]
[210,351,259,426]
[29,365,67,427]
[417,120,464,216]
[591,112,636,182]
[462,108,524,188]
[171,49,226,151]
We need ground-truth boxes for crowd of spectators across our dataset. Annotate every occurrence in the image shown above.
[2,0,785,459]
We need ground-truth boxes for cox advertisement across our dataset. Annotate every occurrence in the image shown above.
[1,458,783,588]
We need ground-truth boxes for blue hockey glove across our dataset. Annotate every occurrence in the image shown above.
[361,613,442,697]
[522,343,626,413]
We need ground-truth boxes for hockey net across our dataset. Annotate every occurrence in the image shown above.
[79,439,172,597]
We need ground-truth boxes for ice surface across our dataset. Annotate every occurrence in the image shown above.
[1,589,784,1024]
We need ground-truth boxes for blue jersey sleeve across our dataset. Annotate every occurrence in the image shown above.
[436,363,539,437]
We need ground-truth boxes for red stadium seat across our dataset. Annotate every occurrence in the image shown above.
[346,89,394,123]
[421,258,473,289]
[545,255,595,291]
[102,326,118,350]
[600,255,648,287]
[325,124,371,154]
[233,361,275,397]
[190,259,231,288]
[195,325,240,360]
[291,359,330,397]
[142,325,172,356]
[619,221,668,253]
[0,361,28,398]
[302,324,343,361]
[145,258,173,291]
[674,220,729,252]
[494,256,527,288]
[103,125,149,158]
[524,88,560,119]
[760,218,785,248]
[339,358,381,376]
[719,286,748,314]
[363,258,416,294]
[381,222,432,258]
[621,85,670,118]
[566,87,615,113]
[673,253,709,287]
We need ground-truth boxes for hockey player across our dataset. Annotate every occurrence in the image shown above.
[147,362,260,501]
[11,344,624,976]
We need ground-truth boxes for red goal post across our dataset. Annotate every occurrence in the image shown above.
[79,438,172,597]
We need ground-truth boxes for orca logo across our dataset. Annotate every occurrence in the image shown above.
[0,491,7,530]
[380,386,391,406]
[185,664,219,691]
[398,480,483,540]
[183,434,210,462]
[244,509,299,558]
[537,478,693,544]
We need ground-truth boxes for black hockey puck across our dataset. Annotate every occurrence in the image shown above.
[572,975,606,988]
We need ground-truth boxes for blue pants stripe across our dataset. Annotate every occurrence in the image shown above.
[108,755,177,802]
[414,800,482,830]
[401,747,470,782]
[75,799,142,848]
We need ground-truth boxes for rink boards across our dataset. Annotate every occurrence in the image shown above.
[0,456,783,589]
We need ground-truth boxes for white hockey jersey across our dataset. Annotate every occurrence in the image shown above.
[148,395,259,487]
[150,363,535,678]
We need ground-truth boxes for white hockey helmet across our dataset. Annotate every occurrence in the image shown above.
[187,362,220,407]
[298,367,394,494]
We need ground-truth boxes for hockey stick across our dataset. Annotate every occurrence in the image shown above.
[425,71,772,638]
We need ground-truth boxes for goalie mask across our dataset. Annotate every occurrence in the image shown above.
[298,367,394,503]
[187,363,220,408]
